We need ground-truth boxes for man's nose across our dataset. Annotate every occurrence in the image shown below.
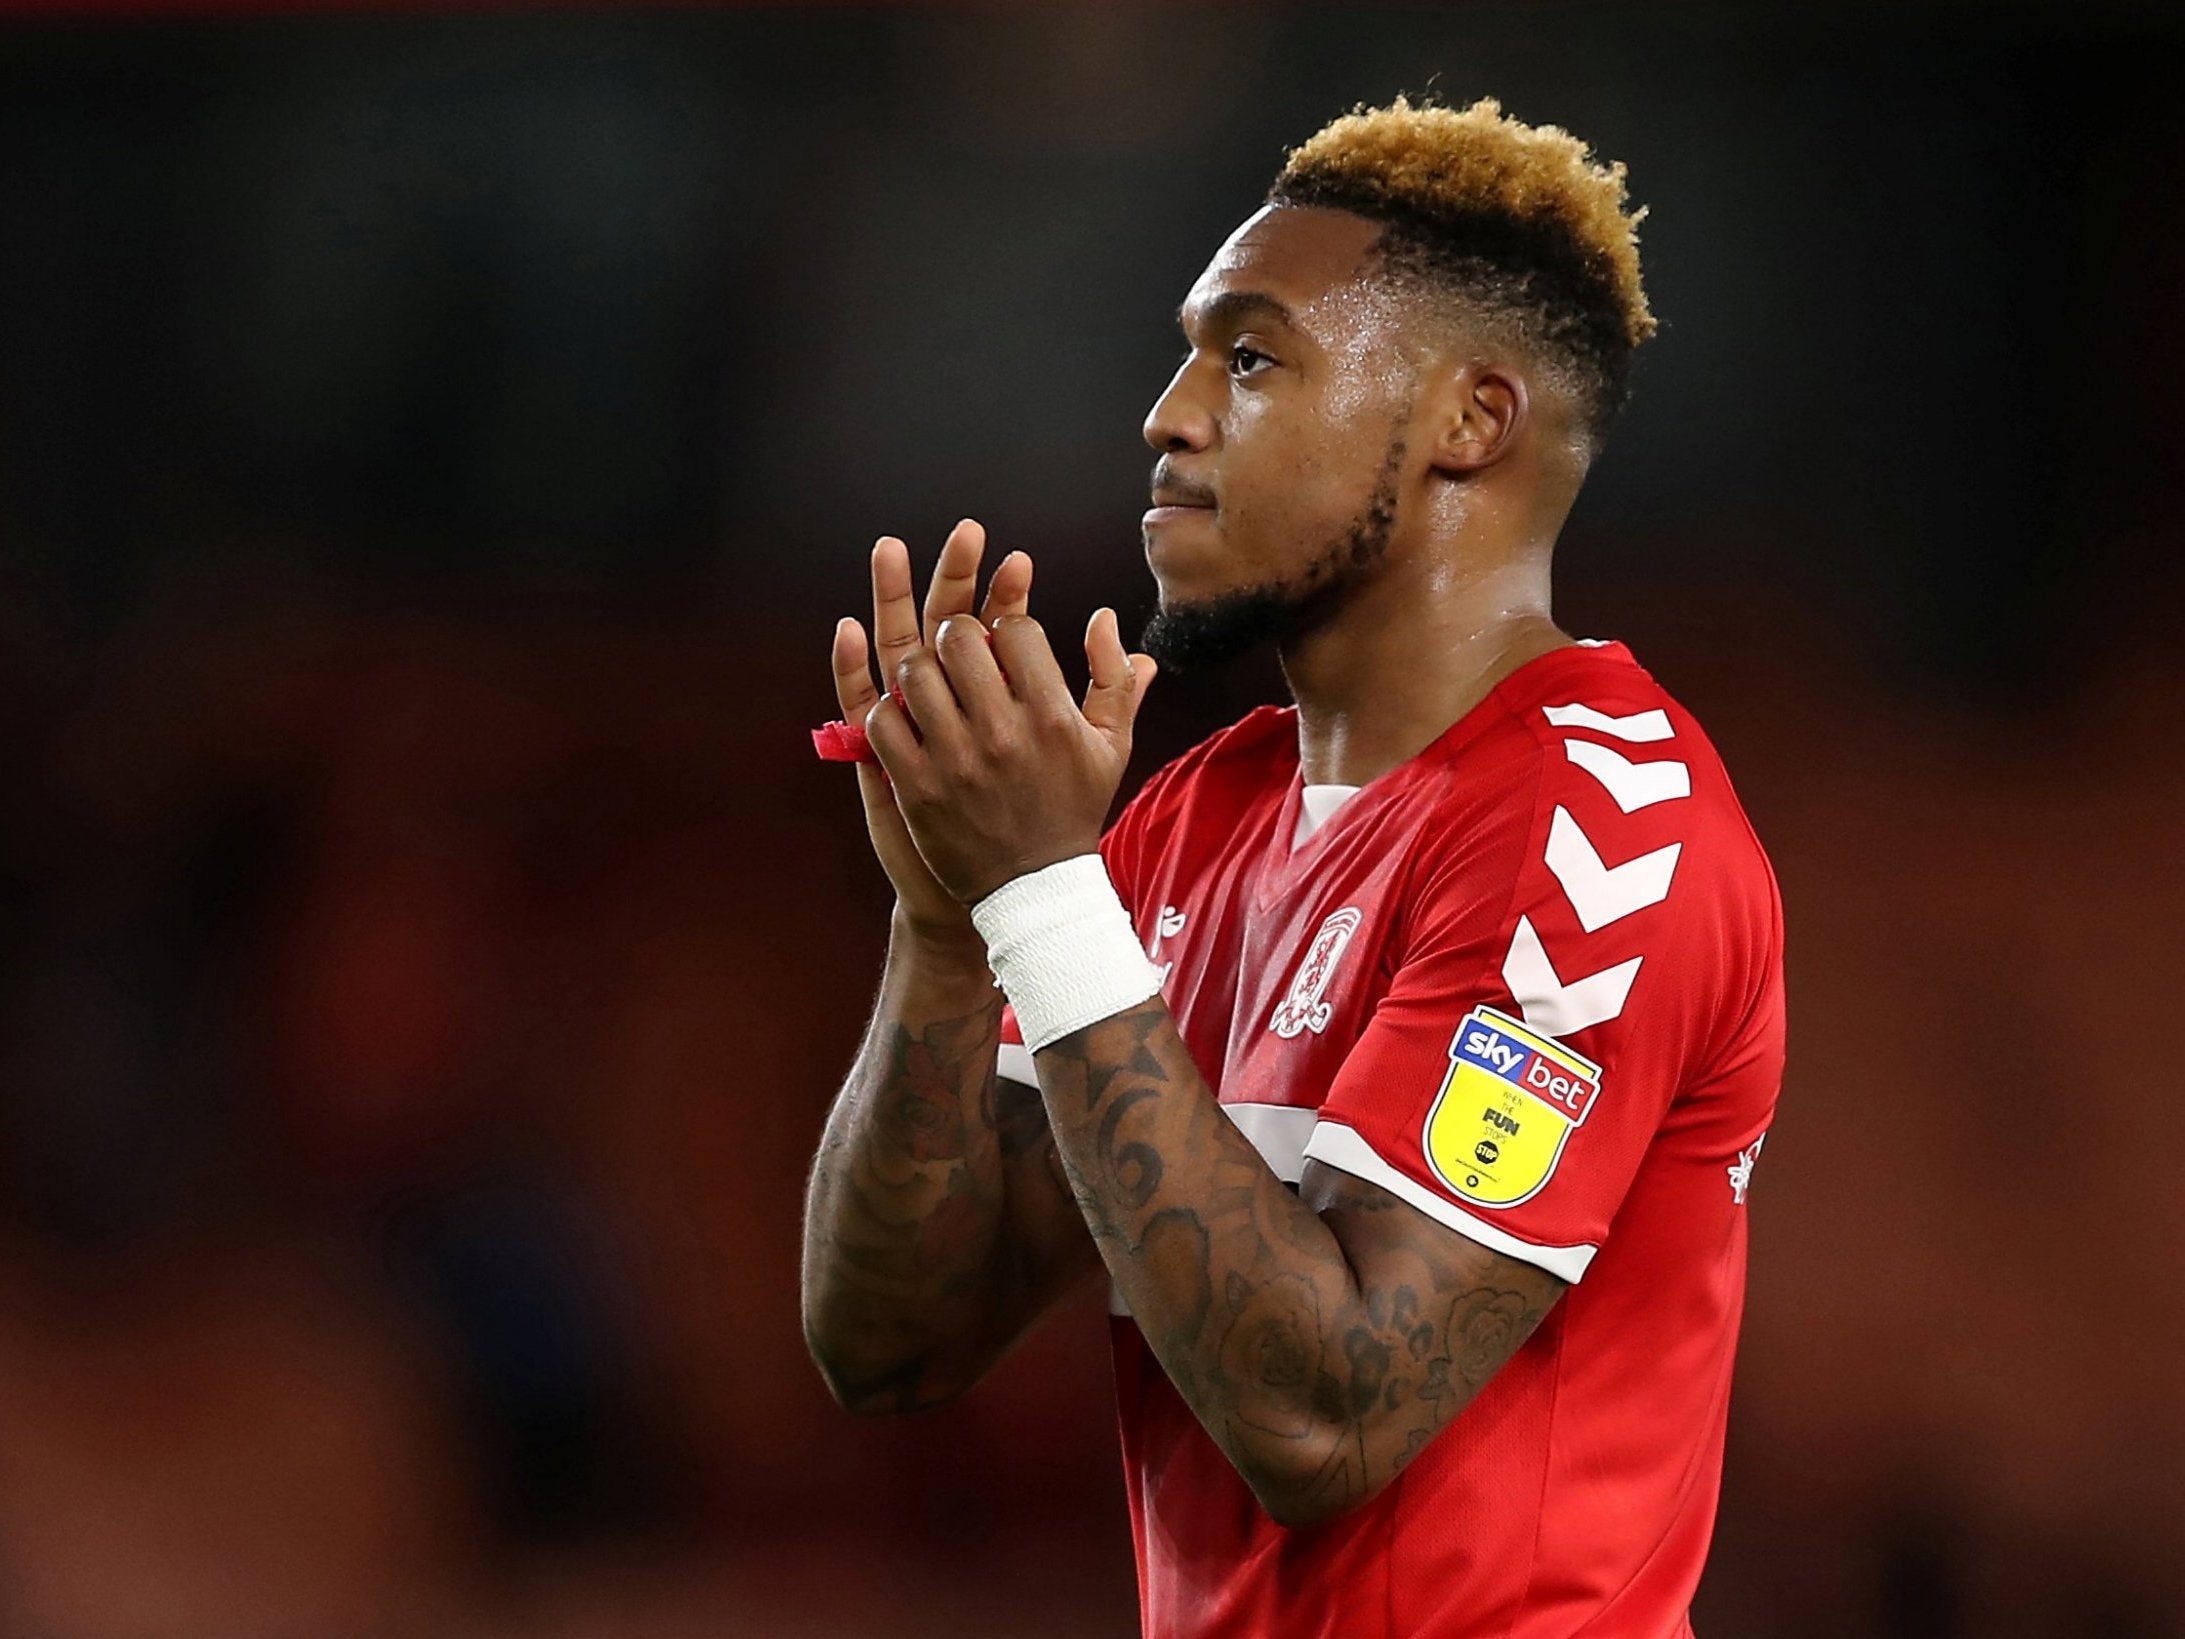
[1142,361,1216,454]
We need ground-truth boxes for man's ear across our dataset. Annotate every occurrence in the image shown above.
[1427,362,1528,476]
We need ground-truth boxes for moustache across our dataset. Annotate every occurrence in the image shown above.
[1149,461,1218,510]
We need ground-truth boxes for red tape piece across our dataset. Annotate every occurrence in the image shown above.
[812,685,911,764]
[811,720,877,763]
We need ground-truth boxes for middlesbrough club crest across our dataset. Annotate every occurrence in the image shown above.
[1270,907,1363,1039]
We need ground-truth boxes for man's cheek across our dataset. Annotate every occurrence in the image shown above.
[1233,488,1323,572]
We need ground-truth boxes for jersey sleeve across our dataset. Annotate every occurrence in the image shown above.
[1302,707,1751,1284]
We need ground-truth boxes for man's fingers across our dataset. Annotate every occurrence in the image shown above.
[979,550,1033,625]
[893,649,969,763]
[921,519,987,647]
[935,614,1011,728]
[831,617,880,720]
[989,614,1069,707]
[836,621,911,832]
[871,536,923,677]
[1081,606,1157,743]
[863,692,925,786]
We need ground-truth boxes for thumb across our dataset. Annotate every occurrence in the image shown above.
[1081,607,1157,746]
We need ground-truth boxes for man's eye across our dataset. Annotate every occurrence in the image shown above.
[1228,344,1274,378]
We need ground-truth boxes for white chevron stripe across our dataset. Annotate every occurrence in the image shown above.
[1564,738,1691,813]
[1543,702,1674,743]
[1545,806,1682,933]
[1501,914,1643,1037]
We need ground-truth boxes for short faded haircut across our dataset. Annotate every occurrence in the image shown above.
[1272,95,1656,444]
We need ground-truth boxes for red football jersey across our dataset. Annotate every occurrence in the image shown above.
[999,640,1784,1638]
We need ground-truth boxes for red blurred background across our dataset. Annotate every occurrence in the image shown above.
[0,5,2180,1635]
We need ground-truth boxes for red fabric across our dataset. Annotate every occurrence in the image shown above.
[812,686,915,765]
[810,720,876,763]
[1016,642,1784,1639]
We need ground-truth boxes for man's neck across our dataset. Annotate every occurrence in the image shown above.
[1279,548,1568,788]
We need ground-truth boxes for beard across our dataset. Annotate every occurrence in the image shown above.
[1139,437,1404,675]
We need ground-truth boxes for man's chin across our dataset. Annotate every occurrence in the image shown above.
[1139,585,1300,675]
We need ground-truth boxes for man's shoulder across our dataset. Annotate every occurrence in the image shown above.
[1487,639,1707,756]
[1410,640,1778,907]
[1431,641,1751,813]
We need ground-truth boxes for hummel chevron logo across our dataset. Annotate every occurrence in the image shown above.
[1545,807,1682,933]
[1563,738,1691,813]
[1501,915,1642,1037]
[1542,702,1675,743]
[1728,1133,1767,1205]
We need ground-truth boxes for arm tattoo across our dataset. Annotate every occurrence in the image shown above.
[1034,1001,1564,1524]
[803,975,1089,1414]
[870,1007,990,1163]
[985,1072,1054,1161]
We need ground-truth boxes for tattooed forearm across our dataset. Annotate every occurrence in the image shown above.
[804,988,1006,1410]
[869,1006,994,1164]
[986,1072,1055,1161]
[1033,1001,1564,1528]
[801,927,1096,1414]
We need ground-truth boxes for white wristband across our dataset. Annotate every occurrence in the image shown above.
[971,855,1164,1053]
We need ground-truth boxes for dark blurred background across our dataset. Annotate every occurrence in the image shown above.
[0,3,2179,1635]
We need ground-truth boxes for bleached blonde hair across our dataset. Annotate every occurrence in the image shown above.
[1273,96,1656,437]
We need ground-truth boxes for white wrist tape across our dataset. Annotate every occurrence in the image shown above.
[971,855,1164,1053]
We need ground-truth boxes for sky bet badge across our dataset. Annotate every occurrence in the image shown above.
[1424,1006,1603,1209]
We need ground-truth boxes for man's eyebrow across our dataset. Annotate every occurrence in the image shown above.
[1176,290,1299,335]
